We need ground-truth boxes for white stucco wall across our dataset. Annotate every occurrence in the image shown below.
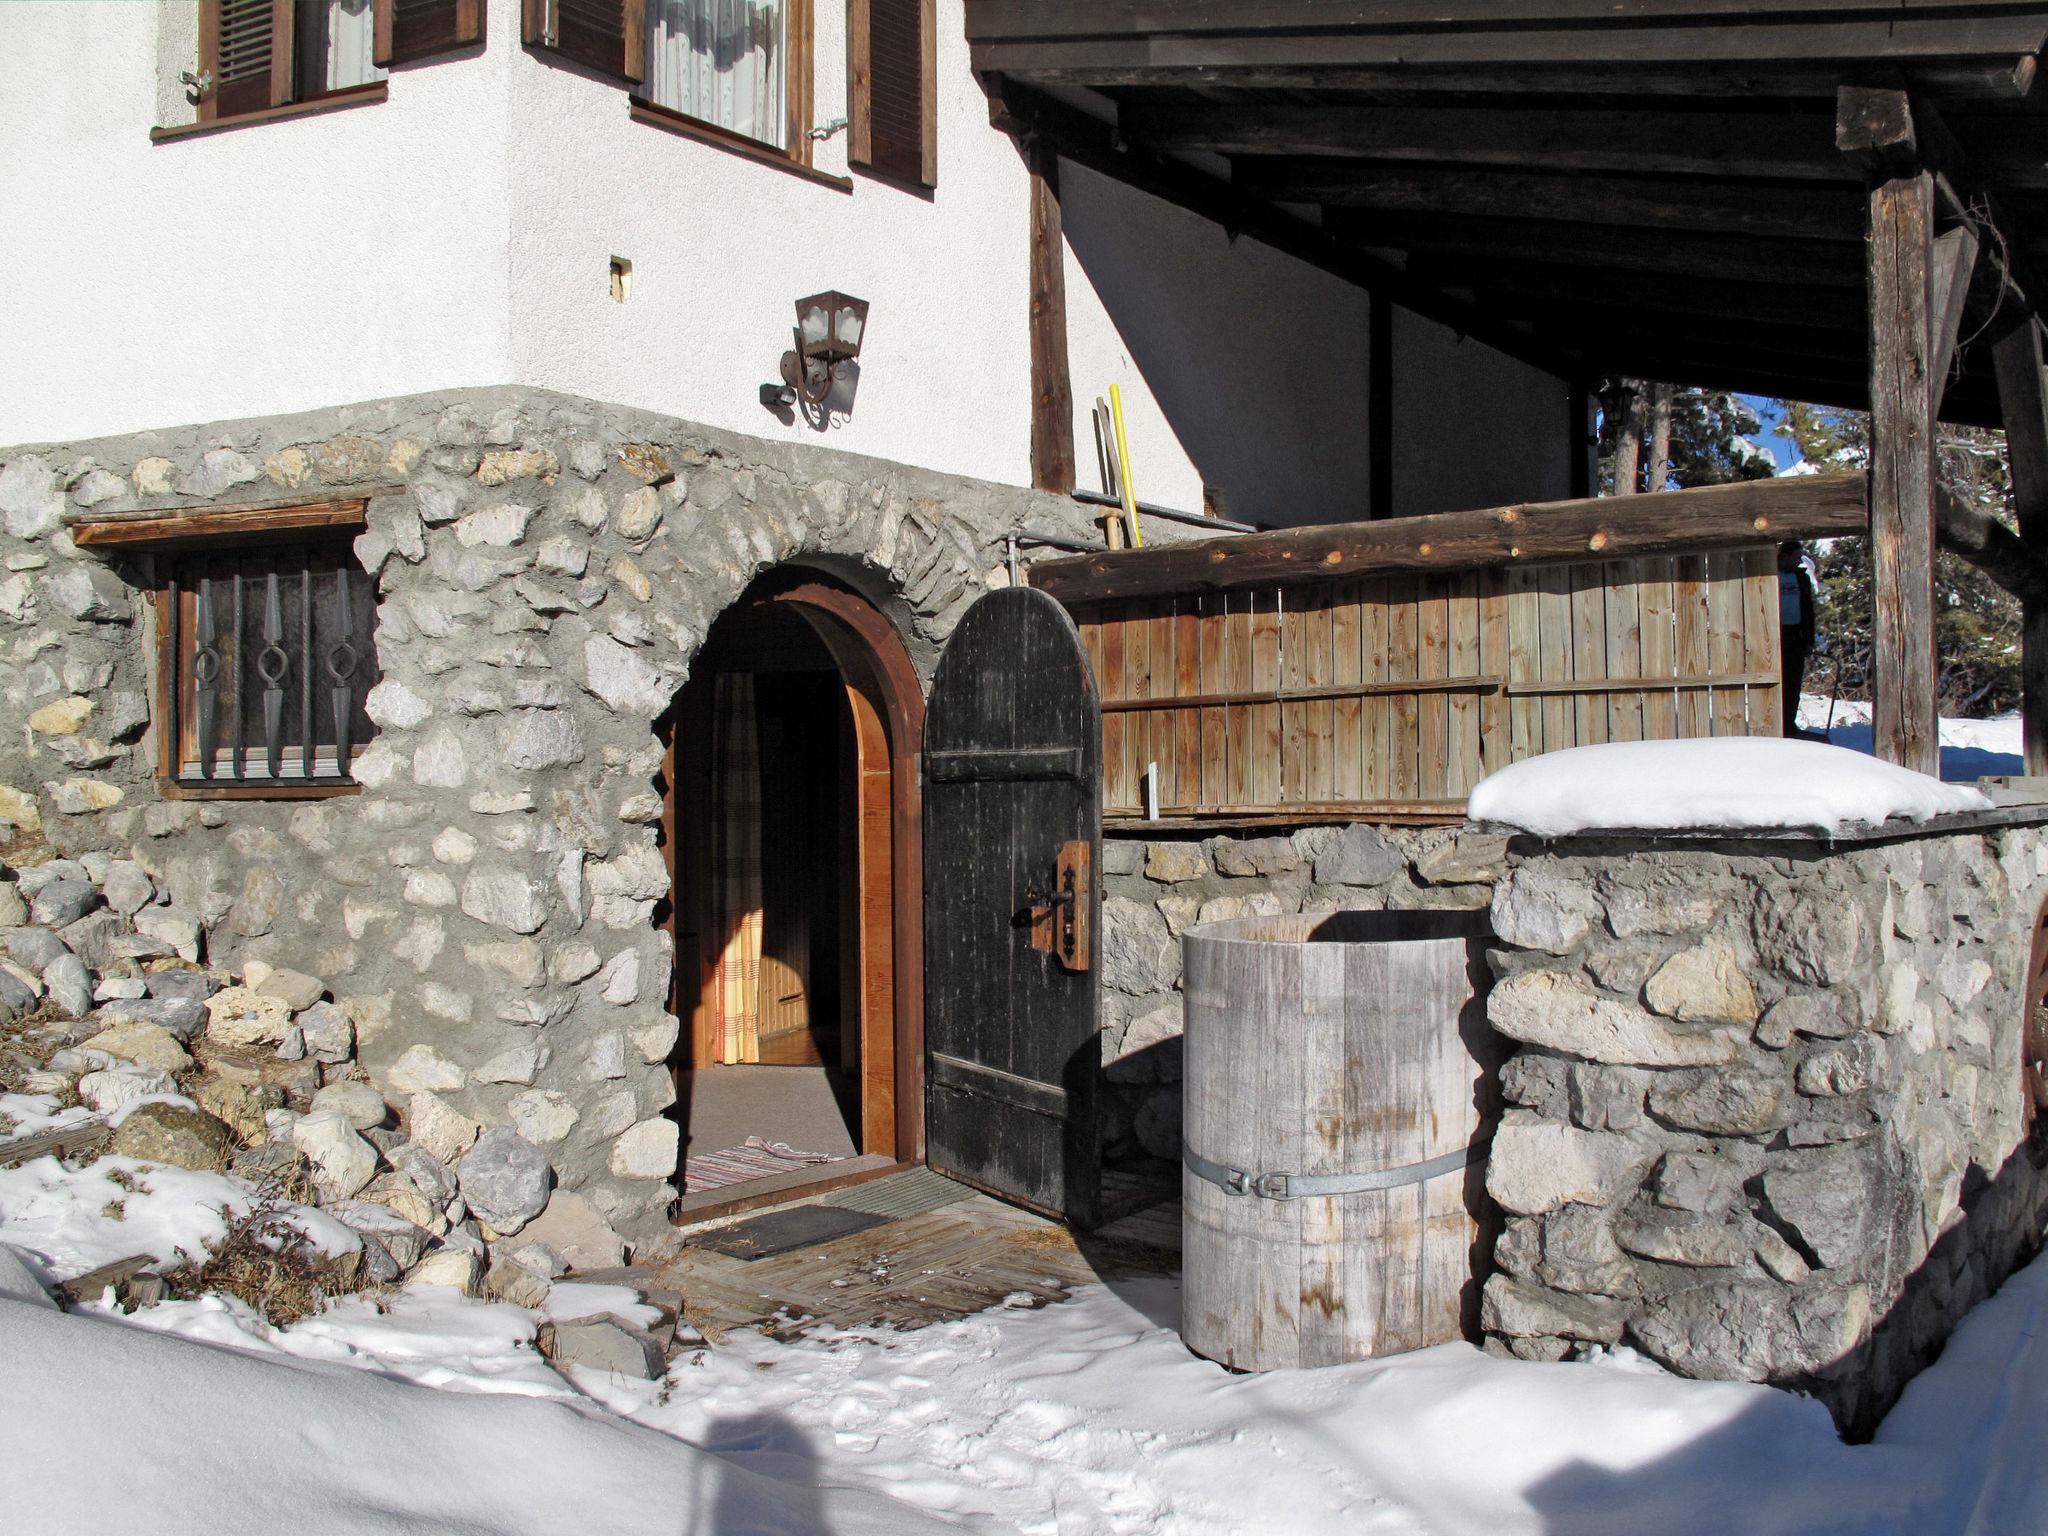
[0,0,514,447]
[1390,308,1577,517]
[3,0,1573,517]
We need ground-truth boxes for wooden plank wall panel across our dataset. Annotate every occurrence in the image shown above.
[1079,548,1781,817]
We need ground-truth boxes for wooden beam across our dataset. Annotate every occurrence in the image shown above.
[1242,160,1868,242]
[1930,223,1982,412]
[1028,473,1869,605]
[1934,476,2048,612]
[1026,137,1076,495]
[69,498,373,550]
[1993,317,2048,775]
[1326,209,1867,287]
[1853,86,1942,776]
[1120,100,1853,182]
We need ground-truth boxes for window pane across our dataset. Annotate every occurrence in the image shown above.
[647,0,786,149]
[302,0,386,94]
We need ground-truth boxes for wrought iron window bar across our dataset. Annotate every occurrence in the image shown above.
[167,545,376,787]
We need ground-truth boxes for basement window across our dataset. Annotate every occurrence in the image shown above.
[158,541,380,794]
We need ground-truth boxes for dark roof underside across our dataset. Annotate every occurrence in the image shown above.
[966,1,2048,426]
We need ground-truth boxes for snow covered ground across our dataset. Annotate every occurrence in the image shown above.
[1795,695,2025,782]
[8,1217,2048,1534]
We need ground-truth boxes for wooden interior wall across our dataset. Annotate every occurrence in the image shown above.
[1074,547,1782,820]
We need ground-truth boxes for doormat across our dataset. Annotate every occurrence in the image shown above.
[683,1136,846,1194]
[688,1205,891,1261]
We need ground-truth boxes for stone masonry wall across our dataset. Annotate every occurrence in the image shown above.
[1480,826,2048,1435]
[1096,821,1510,1167]
[0,385,1100,1254]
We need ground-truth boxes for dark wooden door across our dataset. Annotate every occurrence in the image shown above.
[924,587,1101,1226]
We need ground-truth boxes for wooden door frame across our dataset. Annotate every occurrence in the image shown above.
[766,576,927,1166]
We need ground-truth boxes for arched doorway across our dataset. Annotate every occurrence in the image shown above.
[661,569,924,1217]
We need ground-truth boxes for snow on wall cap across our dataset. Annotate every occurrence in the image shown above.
[1466,738,1993,838]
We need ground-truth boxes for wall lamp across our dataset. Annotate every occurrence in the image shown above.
[761,291,870,408]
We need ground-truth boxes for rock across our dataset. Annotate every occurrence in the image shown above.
[254,968,326,1011]
[1209,836,1302,877]
[1615,1215,1751,1268]
[458,1127,552,1235]
[102,996,207,1042]
[1566,1063,1649,1132]
[1486,1112,1650,1215]
[81,1021,191,1075]
[0,968,36,1023]
[1647,1068,1786,1136]
[1537,1204,1638,1296]
[28,696,94,735]
[326,1200,433,1273]
[1796,1037,1883,1098]
[1754,1226,1812,1284]
[1753,890,1862,987]
[30,879,97,928]
[412,728,467,788]
[1415,832,1510,887]
[1489,970,1743,1067]
[204,986,294,1047]
[1653,1152,1746,1215]
[0,886,25,929]
[389,1142,459,1207]
[1481,1274,1627,1344]
[408,1091,482,1165]
[486,1256,553,1308]
[461,868,548,934]
[1643,940,1760,1025]
[43,953,92,1018]
[476,448,558,486]
[5,926,68,973]
[1491,869,1602,954]
[599,949,641,1006]
[107,1101,233,1172]
[541,1316,667,1379]
[297,1001,353,1063]
[510,1089,578,1145]
[454,503,535,547]
[312,1080,389,1131]
[77,1065,175,1115]
[132,908,201,961]
[615,487,663,541]
[406,1246,482,1294]
[477,1044,544,1085]
[1313,825,1407,888]
[387,1043,467,1095]
[1627,1279,1870,1382]
[1101,897,1179,994]
[43,566,129,625]
[355,1173,442,1234]
[1143,842,1210,883]
[582,635,673,718]
[0,455,65,538]
[100,861,154,916]
[291,1110,378,1202]
[517,1191,626,1272]
[609,1118,678,1180]
[1762,1143,1893,1272]
[193,1078,280,1143]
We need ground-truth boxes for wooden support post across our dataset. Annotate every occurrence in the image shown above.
[1027,138,1076,496]
[1862,159,1942,776]
[1994,317,2048,776]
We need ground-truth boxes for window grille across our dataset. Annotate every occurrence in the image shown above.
[164,542,379,788]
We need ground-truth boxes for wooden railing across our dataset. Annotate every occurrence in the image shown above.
[1033,475,1868,824]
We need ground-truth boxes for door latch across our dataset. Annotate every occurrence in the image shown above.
[1022,840,1091,972]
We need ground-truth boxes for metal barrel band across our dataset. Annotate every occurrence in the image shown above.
[1182,1134,1491,1202]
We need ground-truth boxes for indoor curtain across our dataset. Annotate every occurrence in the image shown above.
[320,0,383,91]
[646,0,787,148]
[712,672,764,1064]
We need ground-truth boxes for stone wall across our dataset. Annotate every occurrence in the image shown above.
[0,385,1099,1253]
[1480,825,2048,1435]
[1096,821,1509,1167]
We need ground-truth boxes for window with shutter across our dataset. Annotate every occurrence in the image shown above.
[523,0,645,85]
[373,0,485,68]
[643,0,789,149]
[195,0,401,124]
[849,0,933,187]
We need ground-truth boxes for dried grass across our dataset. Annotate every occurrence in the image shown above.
[164,1172,365,1327]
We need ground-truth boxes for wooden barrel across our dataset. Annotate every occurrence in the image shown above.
[1180,910,1498,1371]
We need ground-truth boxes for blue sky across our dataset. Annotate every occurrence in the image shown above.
[1740,395,1805,472]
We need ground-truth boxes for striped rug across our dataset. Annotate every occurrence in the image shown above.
[684,1135,845,1194]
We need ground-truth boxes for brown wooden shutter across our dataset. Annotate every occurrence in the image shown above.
[374,0,484,67]
[849,0,935,186]
[522,0,644,85]
[200,0,295,121]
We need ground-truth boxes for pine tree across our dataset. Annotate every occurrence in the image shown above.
[1595,382,1777,493]
[1781,402,2021,715]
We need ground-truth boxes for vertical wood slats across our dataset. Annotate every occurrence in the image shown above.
[1075,548,1782,817]
[849,0,936,185]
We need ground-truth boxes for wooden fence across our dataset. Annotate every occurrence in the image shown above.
[1069,550,1782,821]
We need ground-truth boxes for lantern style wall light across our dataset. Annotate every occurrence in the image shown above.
[769,291,870,407]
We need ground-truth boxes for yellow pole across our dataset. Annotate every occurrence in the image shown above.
[1108,384,1143,549]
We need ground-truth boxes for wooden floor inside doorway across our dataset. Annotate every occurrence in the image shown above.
[653,1168,1181,1341]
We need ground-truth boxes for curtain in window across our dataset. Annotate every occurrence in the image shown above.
[647,0,786,148]
[712,672,765,1065]
[306,0,383,91]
